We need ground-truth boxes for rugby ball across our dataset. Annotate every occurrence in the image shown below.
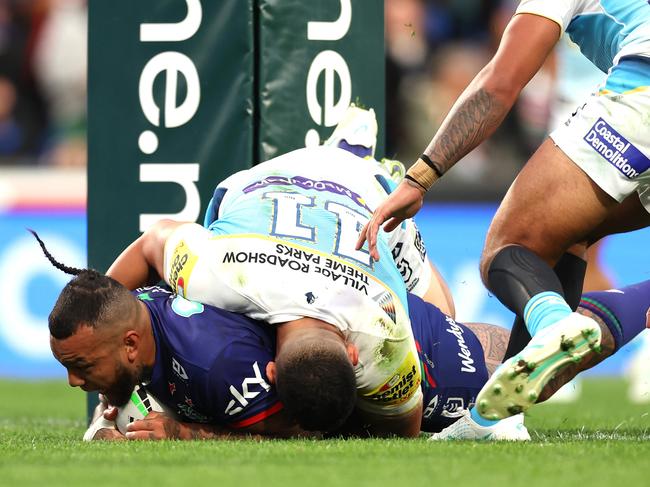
[83,385,175,440]
[115,384,176,435]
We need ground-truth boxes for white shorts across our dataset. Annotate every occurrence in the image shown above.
[550,88,650,213]
[386,219,433,298]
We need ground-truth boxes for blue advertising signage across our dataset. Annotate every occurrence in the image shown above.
[0,210,86,378]
[0,203,647,378]
[415,203,650,375]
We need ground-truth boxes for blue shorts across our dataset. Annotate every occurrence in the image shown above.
[407,294,489,432]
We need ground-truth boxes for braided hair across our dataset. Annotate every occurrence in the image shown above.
[29,230,137,339]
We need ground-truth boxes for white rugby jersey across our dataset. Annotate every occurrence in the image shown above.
[163,147,427,416]
[516,0,650,72]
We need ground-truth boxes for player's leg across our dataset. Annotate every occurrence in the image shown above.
[425,320,530,441]
[468,140,612,420]
[480,279,650,418]
[407,293,529,440]
[483,65,650,354]
[502,249,588,360]
[502,191,649,364]
[587,191,650,244]
[541,279,650,400]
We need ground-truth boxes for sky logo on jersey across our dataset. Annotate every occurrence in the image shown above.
[583,119,650,179]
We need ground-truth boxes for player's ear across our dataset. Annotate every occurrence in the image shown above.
[123,330,140,361]
[346,343,359,366]
[266,361,277,384]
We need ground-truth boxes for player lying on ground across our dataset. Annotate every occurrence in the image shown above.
[106,108,455,438]
[37,232,649,441]
[97,111,648,439]
[357,0,650,424]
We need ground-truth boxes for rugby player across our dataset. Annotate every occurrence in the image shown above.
[106,144,448,438]
[38,233,650,442]
[357,0,650,423]
[103,103,471,437]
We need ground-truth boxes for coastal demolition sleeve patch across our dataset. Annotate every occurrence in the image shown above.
[583,118,650,178]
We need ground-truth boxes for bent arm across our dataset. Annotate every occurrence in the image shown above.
[421,13,560,177]
[126,409,315,441]
[106,219,186,289]
[463,322,510,376]
[420,260,456,319]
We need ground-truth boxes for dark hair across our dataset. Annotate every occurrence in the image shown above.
[275,338,356,432]
[29,229,135,339]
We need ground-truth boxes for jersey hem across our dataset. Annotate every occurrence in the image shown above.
[229,401,284,429]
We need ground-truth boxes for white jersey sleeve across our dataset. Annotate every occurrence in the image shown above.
[515,0,577,35]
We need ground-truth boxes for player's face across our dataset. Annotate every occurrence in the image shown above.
[50,325,139,407]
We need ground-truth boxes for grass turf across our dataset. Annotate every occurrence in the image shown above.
[1,378,649,486]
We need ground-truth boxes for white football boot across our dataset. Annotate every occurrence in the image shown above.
[428,409,530,441]
[324,103,378,158]
[627,330,650,404]
[475,312,602,420]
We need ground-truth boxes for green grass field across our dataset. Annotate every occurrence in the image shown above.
[1,378,649,486]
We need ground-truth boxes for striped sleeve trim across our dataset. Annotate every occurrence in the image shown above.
[229,401,284,429]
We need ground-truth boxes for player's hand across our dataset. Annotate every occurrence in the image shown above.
[125,411,184,441]
[102,405,118,421]
[356,180,425,261]
[96,393,119,422]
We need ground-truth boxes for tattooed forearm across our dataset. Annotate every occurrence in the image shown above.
[424,88,508,174]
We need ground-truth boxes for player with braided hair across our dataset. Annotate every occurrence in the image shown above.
[36,229,311,439]
[37,220,650,441]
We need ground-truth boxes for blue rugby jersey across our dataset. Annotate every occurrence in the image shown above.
[407,293,490,433]
[136,286,282,429]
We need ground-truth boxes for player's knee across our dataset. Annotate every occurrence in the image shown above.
[479,245,503,286]
[275,338,356,432]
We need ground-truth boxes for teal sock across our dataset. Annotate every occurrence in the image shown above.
[470,407,500,427]
[523,291,572,336]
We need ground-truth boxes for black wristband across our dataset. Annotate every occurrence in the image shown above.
[420,153,443,178]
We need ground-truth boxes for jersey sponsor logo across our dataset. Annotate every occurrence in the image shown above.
[171,295,204,317]
[172,357,189,380]
[444,317,476,373]
[169,240,198,297]
[375,291,396,324]
[440,397,465,418]
[177,402,210,423]
[242,175,372,213]
[305,292,317,304]
[364,351,421,405]
[222,242,372,294]
[583,118,650,178]
[422,394,439,419]
[225,362,272,416]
